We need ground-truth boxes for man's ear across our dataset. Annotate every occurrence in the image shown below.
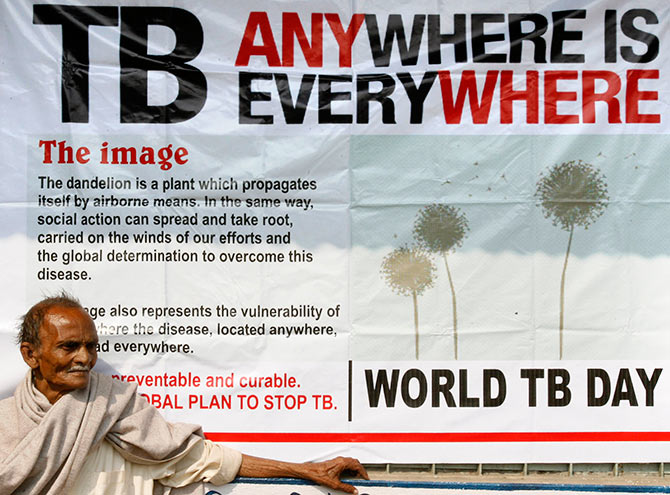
[20,342,40,369]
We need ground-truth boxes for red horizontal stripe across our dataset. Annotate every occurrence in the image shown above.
[204,432,670,443]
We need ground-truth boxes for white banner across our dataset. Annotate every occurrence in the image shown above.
[0,0,669,462]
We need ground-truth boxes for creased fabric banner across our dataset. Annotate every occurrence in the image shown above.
[0,0,668,463]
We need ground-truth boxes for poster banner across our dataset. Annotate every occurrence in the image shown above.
[0,0,668,462]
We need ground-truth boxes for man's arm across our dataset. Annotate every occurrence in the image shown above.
[238,454,369,494]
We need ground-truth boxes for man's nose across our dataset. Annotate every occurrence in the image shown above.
[73,346,94,365]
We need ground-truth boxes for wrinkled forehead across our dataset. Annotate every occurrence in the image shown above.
[40,306,98,342]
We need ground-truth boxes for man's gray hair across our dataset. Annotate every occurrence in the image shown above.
[18,292,83,347]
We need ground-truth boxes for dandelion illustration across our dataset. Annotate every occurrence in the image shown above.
[381,245,436,359]
[413,204,469,359]
[535,160,608,359]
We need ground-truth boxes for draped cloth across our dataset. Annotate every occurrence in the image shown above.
[0,371,210,495]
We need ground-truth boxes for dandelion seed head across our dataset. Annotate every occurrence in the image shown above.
[535,160,609,231]
[380,245,435,297]
[413,204,469,253]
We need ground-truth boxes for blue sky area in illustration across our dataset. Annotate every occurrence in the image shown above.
[350,134,669,258]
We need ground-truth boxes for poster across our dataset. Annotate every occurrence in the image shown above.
[0,0,669,463]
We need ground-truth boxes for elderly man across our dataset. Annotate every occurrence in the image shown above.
[0,295,367,494]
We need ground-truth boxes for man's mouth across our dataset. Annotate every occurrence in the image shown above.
[68,367,90,374]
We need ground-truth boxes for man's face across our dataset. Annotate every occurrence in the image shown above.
[21,306,98,403]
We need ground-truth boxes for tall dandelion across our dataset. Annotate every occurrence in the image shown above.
[381,245,436,359]
[413,204,469,359]
[535,160,608,359]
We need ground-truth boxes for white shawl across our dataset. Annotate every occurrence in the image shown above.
[0,371,208,495]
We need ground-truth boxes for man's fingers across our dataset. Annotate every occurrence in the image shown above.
[306,457,368,494]
[332,457,368,481]
[332,480,358,494]
[342,458,369,480]
[311,472,357,494]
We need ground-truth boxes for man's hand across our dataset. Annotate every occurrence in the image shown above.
[296,456,369,494]
[239,454,369,494]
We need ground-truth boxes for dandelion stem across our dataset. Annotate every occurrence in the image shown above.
[559,224,574,359]
[412,290,419,359]
[443,252,458,360]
